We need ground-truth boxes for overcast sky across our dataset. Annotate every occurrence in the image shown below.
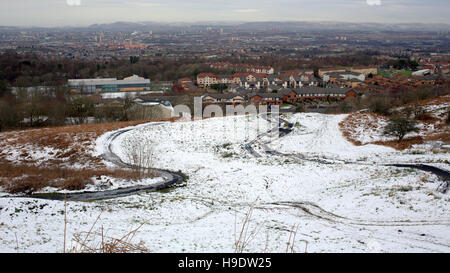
[0,0,449,27]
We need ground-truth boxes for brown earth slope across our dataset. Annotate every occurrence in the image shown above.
[0,119,177,194]
[340,95,450,150]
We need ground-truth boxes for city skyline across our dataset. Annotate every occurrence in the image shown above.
[0,0,449,27]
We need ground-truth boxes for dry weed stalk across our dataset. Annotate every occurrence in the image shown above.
[234,203,310,253]
[285,224,309,253]
[286,224,299,253]
[69,211,150,253]
[234,201,263,253]
[63,194,67,253]
[14,233,19,253]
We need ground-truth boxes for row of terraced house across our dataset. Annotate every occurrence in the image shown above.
[197,71,318,91]
[202,87,358,106]
[209,62,275,74]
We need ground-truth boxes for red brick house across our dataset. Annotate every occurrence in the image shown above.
[248,93,284,105]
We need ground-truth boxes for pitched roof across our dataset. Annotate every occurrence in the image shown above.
[277,87,356,96]
[197,73,217,78]
[292,87,355,95]
[203,93,245,100]
[248,93,284,99]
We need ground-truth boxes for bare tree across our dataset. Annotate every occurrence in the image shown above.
[68,96,95,125]
[0,100,19,131]
[24,91,46,127]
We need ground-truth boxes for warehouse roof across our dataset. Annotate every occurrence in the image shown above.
[68,75,150,86]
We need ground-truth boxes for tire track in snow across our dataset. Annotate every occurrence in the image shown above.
[262,201,450,251]
[242,113,450,249]
[246,113,450,186]
[265,201,450,227]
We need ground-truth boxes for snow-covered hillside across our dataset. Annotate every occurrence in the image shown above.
[1,113,449,253]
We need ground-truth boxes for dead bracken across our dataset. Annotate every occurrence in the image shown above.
[0,119,177,194]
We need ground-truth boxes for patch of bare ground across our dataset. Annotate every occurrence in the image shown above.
[340,96,450,150]
[0,118,179,194]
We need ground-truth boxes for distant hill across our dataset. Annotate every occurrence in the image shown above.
[234,21,450,32]
[1,21,449,32]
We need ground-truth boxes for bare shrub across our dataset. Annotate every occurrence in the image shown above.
[369,97,392,116]
[68,96,95,125]
[295,104,305,113]
[4,178,47,195]
[384,117,419,142]
[59,176,92,191]
[338,101,354,113]
[341,95,450,150]
[122,135,155,179]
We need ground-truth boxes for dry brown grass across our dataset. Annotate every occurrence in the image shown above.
[339,112,386,147]
[0,118,178,168]
[0,158,151,194]
[68,211,150,253]
[402,95,450,110]
[0,118,179,194]
[340,96,450,151]
[340,113,448,150]
[371,136,425,150]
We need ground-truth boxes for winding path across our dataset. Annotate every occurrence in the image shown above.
[20,123,185,201]
[247,113,450,250]
[5,112,449,201]
[246,112,450,193]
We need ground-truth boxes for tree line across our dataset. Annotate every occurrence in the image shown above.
[0,87,134,132]
[0,50,386,89]
[0,51,213,88]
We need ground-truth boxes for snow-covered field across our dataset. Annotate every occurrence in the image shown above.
[1,113,449,253]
